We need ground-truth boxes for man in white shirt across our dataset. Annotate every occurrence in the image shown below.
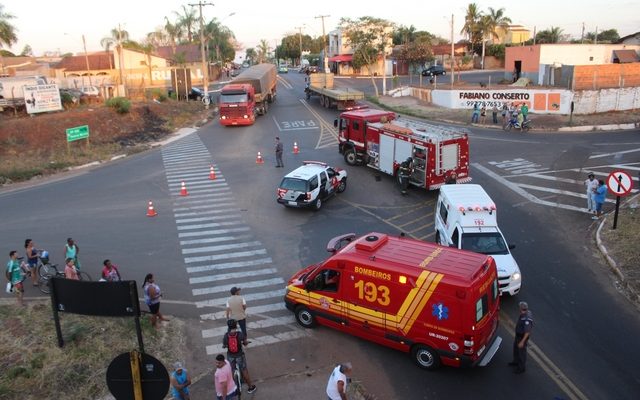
[226,287,247,338]
[326,362,352,400]
[584,173,598,213]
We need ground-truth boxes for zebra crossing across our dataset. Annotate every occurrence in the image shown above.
[161,134,309,357]
[474,158,639,213]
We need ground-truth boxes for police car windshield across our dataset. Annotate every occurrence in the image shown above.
[280,178,308,192]
[461,232,509,255]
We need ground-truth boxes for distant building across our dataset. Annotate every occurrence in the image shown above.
[505,43,640,89]
[494,25,531,45]
[617,32,640,45]
[327,27,393,76]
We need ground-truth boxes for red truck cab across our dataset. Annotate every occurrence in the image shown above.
[219,83,256,126]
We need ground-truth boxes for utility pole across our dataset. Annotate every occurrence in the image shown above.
[450,14,454,88]
[595,26,598,44]
[533,26,536,45]
[189,1,214,109]
[82,35,93,87]
[581,22,585,44]
[315,15,330,73]
[117,24,126,97]
[295,26,304,66]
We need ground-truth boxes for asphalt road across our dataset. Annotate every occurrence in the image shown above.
[2,71,640,399]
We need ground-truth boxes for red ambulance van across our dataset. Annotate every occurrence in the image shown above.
[284,232,502,369]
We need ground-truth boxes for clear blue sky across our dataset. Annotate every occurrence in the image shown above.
[2,0,638,55]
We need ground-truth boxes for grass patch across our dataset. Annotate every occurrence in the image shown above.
[0,302,187,400]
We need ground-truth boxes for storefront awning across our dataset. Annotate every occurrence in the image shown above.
[328,54,353,63]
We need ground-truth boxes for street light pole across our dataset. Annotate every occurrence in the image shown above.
[450,14,454,88]
[189,1,214,109]
[315,15,330,73]
[295,26,304,65]
[82,35,93,87]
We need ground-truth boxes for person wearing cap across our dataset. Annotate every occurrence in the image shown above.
[326,362,352,400]
[170,361,191,400]
[509,301,533,374]
[584,173,598,213]
[226,287,248,338]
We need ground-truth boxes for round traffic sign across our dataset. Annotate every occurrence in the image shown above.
[606,170,634,196]
[106,352,169,400]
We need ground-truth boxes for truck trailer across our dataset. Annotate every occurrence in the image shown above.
[219,63,277,126]
[305,73,364,110]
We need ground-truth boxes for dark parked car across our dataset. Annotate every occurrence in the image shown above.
[421,65,447,76]
[168,87,214,103]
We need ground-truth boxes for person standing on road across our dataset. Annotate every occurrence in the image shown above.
[64,238,80,270]
[584,173,598,213]
[143,273,169,328]
[170,362,191,400]
[226,286,248,338]
[275,136,284,168]
[24,239,39,286]
[592,180,608,220]
[101,259,122,282]
[509,301,533,374]
[6,251,25,306]
[521,103,529,121]
[326,362,352,400]
[471,102,480,123]
[214,354,238,400]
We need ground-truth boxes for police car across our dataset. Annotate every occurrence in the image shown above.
[277,161,347,210]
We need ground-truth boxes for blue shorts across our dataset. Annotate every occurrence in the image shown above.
[595,202,603,212]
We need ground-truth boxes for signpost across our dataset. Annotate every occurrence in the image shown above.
[606,170,634,229]
[65,125,90,154]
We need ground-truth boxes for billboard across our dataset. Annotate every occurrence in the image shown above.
[23,84,63,114]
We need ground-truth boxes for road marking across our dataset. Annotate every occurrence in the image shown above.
[178,227,250,239]
[180,235,252,246]
[177,221,243,231]
[187,258,273,274]
[514,183,616,203]
[200,303,285,321]
[181,241,263,255]
[195,288,285,308]
[174,206,238,217]
[192,277,284,296]
[205,330,309,355]
[202,316,294,338]
[589,147,640,159]
[190,268,278,285]
[298,98,339,149]
[176,214,242,224]
[184,249,268,264]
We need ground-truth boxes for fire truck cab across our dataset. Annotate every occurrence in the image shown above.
[336,109,471,190]
[285,232,502,370]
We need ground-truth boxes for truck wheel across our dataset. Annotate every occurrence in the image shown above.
[344,149,357,166]
[319,95,325,107]
[306,91,311,100]
[263,101,269,114]
[336,179,347,193]
[324,96,330,108]
[411,345,441,370]
[313,198,322,211]
[295,306,317,328]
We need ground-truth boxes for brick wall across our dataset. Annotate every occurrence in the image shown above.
[573,64,640,90]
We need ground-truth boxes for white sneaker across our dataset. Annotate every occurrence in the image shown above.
[591,216,599,220]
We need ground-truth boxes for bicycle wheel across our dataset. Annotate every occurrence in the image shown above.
[234,367,243,399]
[38,263,56,278]
[38,275,52,294]
[78,271,92,281]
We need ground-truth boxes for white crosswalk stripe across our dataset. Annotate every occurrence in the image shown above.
[162,135,304,357]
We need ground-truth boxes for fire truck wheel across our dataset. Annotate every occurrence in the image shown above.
[435,231,441,244]
[313,198,322,211]
[343,150,357,166]
[294,306,317,328]
[336,179,347,193]
[411,344,441,370]
[264,101,269,114]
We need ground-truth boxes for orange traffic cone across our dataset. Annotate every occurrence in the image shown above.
[146,201,157,217]
[209,166,216,180]
[256,151,264,164]
[293,142,299,154]
[180,181,189,196]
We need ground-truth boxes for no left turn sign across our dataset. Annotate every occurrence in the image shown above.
[607,170,634,196]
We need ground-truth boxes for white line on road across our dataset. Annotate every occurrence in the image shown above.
[176,214,242,225]
[190,268,277,285]
[202,316,294,338]
[515,182,617,203]
[178,227,250,238]
[185,249,268,264]
[192,277,284,296]
[177,221,243,231]
[200,303,285,321]
[174,205,238,217]
[195,288,285,308]
[187,257,272,274]
[180,234,253,246]
[181,240,263,255]
[589,147,640,159]
[205,330,309,355]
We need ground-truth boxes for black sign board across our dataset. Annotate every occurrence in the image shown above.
[51,279,140,317]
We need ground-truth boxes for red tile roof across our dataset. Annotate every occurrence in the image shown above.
[55,53,114,71]
[155,44,201,63]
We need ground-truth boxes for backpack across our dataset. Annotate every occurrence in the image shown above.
[227,331,240,354]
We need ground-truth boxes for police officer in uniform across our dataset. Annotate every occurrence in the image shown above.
[509,301,533,374]
[398,157,413,195]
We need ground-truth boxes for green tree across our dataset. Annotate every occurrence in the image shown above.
[393,25,417,45]
[339,16,394,97]
[586,29,620,43]
[163,17,184,53]
[257,39,270,64]
[204,18,235,63]
[20,44,32,56]
[460,3,482,51]
[175,5,197,43]
[479,7,511,69]
[397,41,433,82]
[245,48,257,65]
[0,4,17,48]
[101,27,129,70]
[536,26,564,44]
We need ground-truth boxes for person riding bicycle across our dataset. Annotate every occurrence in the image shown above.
[214,354,238,400]
[222,319,257,394]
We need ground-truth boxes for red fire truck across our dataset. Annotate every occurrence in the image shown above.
[335,109,471,189]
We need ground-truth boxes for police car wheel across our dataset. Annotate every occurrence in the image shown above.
[336,179,347,193]
[294,306,317,328]
[411,345,441,370]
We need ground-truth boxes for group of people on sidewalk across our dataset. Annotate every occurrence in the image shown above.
[584,172,608,220]
[471,101,529,128]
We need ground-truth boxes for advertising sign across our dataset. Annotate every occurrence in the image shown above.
[23,84,62,114]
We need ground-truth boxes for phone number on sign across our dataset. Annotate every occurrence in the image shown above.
[462,101,507,108]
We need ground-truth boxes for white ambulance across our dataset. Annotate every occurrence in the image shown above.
[434,184,521,296]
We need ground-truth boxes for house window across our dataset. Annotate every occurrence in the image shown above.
[589,57,593,61]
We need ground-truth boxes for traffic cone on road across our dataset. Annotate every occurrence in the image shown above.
[293,142,299,154]
[180,181,189,196]
[209,166,216,180]
[256,151,264,164]
[146,201,157,217]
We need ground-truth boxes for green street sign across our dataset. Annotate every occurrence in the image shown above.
[66,125,89,142]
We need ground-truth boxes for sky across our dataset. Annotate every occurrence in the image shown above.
[2,0,639,56]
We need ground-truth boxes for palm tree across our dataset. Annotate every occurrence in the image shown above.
[175,5,197,43]
[257,39,270,64]
[204,18,234,63]
[245,48,257,65]
[536,26,564,44]
[460,3,482,49]
[0,4,18,48]
[164,17,183,54]
[479,7,511,69]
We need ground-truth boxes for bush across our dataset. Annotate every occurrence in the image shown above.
[105,97,131,114]
[59,91,76,109]
[146,88,168,102]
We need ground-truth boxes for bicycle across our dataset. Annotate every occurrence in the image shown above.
[38,264,92,294]
[229,357,243,400]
